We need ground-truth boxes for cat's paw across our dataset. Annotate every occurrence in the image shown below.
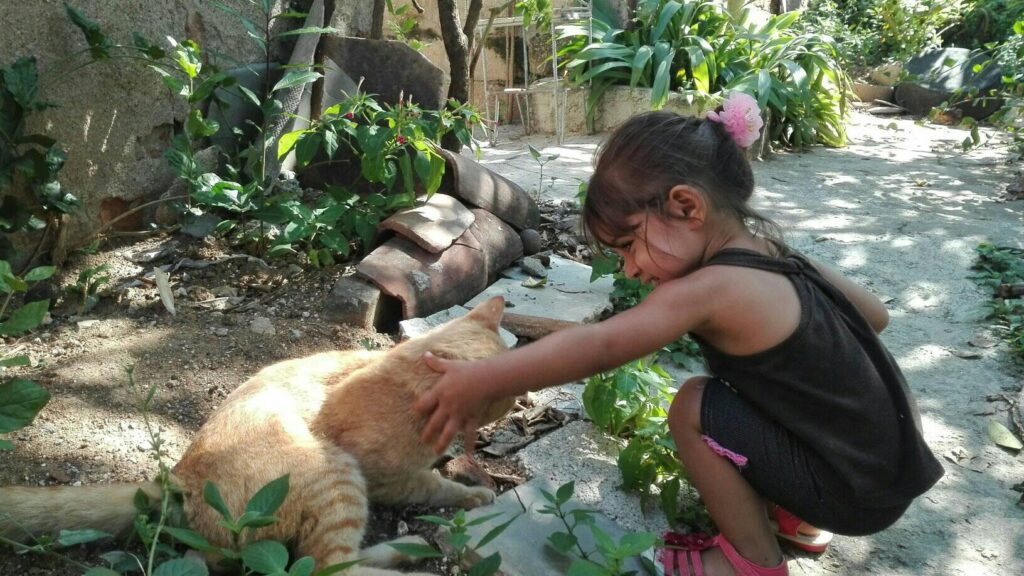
[457,485,496,509]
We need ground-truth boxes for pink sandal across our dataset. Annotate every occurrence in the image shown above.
[653,532,789,576]
[769,506,832,554]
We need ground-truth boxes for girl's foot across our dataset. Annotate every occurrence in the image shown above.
[652,533,787,576]
[769,506,833,553]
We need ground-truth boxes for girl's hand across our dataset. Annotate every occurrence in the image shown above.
[413,352,488,456]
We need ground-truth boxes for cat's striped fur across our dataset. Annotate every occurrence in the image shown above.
[0,297,514,574]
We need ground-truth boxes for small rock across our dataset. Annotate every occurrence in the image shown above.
[214,328,230,337]
[49,469,73,483]
[212,285,239,298]
[397,520,409,536]
[290,329,303,341]
[520,228,544,255]
[287,264,304,276]
[76,319,100,331]
[250,316,276,336]
[175,286,188,297]
[519,256,548,278]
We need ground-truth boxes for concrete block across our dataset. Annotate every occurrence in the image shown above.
[466,255,614,324]
[324,273,383,329]
[399,305,518,349]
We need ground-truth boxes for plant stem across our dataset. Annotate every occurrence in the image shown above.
[0,535,92,571]
[0,291,13,322]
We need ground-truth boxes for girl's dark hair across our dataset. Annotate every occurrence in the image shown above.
[582,111,787,256]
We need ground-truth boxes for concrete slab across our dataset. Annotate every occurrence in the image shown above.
[463,477,653,576]
[399,305,518,349]
[516,421,666,534]
[465,256,614,323]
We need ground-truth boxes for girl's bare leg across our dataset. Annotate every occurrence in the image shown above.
[667,377,784,575]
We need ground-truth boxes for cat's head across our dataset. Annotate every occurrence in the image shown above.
[400,296,509,363]
[397,296,514,423]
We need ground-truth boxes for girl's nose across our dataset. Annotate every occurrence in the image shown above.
[622,257,640,279]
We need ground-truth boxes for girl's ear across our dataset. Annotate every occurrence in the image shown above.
[665,185,707,225]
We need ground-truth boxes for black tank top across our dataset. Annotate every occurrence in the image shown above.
[694,248,943,508]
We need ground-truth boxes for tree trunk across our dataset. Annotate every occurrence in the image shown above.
[462,0,483,69]
[370,0,386,39]
[437,0,470,152]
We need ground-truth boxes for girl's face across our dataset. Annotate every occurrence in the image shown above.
[609,211,705,286]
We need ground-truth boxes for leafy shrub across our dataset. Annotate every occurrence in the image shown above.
[945,0,1024,48]
[560,0,851,148]
[798,0,885,72]
[971,243,1024,359]
[874,0,966,62]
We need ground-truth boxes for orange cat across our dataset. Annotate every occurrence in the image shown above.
[0,297,514,574]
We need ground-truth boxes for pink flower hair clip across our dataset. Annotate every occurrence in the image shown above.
[706,92,764,148]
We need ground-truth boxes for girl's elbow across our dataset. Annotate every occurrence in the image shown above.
[871,306,890,334]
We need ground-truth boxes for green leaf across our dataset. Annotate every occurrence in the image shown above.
[386,542,444,558]
[555,481,575,504]
[163,526,215,552]
[2,273,28,293]
[0,300,50,337]
[132,32,166,60]
[242,540,289,574]
[278,130,309,160]
[467,552,502,576]
[289,556,315,576]
[64,3,111,59]
[414,514,452,527]
[474,514,520,549]
[548,531,578,555]
[311,559,363,576]
[152,557,210,576]
[0,439,13,451]
[23,266,56,282]
[3,57,40,109]
[450,530,471,551]
[272,70,322,93]
[0,355,30,368]
[987,420,1023,451]
[617,438,645,490]
[323,128,339,159]
[57,529,112,546]
[246,474,290,517]
[268,244,298,257]
[202,481,233,522]
[295,132,323,168]
[276,26,341,38]
[567,558,611,576]
[616,532,658,557]
[186,110,219,139]
[84,569,122,576]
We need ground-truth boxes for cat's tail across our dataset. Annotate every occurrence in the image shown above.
[0,481,162,541]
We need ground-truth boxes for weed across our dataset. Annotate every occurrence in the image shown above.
[971,243,1024,359]
[539,481,659,575]
[390,509,520,576]
[65,263,110,315]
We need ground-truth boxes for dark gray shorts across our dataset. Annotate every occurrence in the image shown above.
[700,378,909,536]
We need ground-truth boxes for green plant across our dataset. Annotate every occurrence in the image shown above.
[0,355,50,452]
[875,0,965,62]
[0,260,54,337]
[527,144,560,200]
[386,0,426,51]
[538,481,659,576]
[516,0,553,31]
[0,52,81,262]
[971,243,1024,358]
[798,0,884,72]
[65,263,110,315]
[560,0,851,148]
[392,509,519,576]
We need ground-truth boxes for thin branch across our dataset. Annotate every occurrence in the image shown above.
[91,194,188,238]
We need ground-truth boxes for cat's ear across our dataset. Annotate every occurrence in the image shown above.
[466,295,505,332]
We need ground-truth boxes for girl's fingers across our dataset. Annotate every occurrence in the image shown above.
[420,403,447,445]
[422,351,447,373]
[413,388,438,415]
[463,420,480,456]
[435,418,463,456]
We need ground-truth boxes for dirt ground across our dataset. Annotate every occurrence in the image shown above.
[2,111,1024,575]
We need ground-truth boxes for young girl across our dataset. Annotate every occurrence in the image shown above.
[414,97,944,576]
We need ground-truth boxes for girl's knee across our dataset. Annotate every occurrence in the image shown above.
[668,376,710,433]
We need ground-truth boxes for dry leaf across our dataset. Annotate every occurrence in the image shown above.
[153,267,176,316]
[522,276,547,288]
[986,420,1023,451]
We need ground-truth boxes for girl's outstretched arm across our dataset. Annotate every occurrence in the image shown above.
[413,273,716,454]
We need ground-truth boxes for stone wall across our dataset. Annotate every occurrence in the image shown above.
[0,0,366,260]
